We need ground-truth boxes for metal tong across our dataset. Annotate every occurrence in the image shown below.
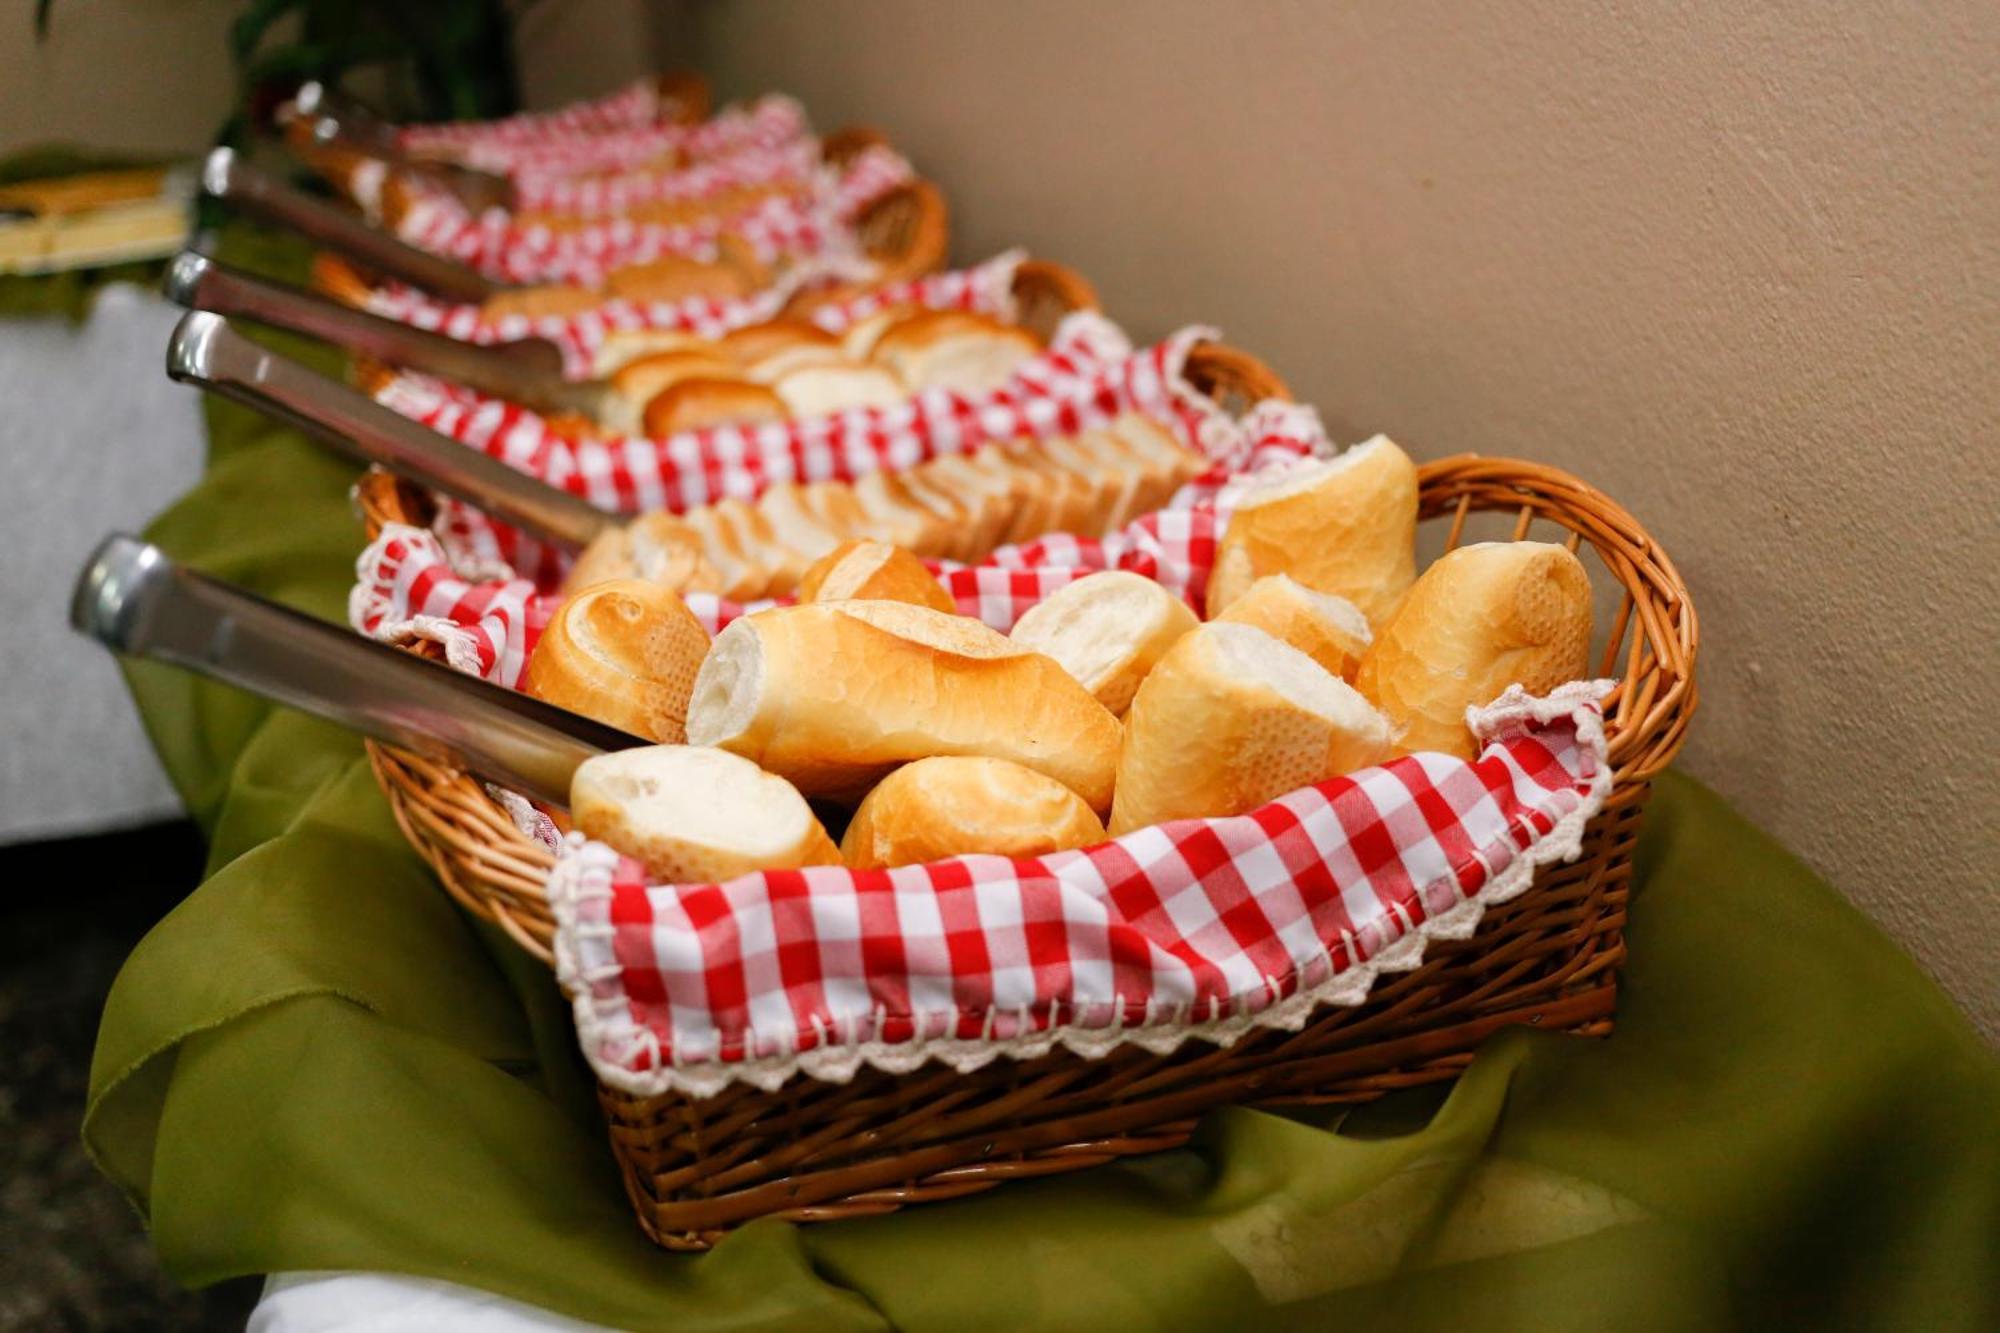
[287,80,517,214]
[165,309,615,551]
[162,249,607,416]
[201,146,510,304]
[70,534,635,804]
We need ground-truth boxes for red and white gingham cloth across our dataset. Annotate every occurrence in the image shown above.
[548,682,1610,1097]
[397,89,806,177]
[390,145,913,286]
[358,249,1032,375]
[376,317,1257,586]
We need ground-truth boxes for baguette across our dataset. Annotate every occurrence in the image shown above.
[1353,541,1593,759]
[1205,434,1419,629]
[1109,622,1395,834]
[641,378,787,436]
[798,539,954,611]
[565,512,722,596]
[522,579,710,742]
[841,756,1106,869]
[686,600,1122,808]
[1213,574,1372,681]
[1008,571,1198,714]
[571,745,840,883]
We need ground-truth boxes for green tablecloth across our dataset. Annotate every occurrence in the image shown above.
[85,237,1998,1331]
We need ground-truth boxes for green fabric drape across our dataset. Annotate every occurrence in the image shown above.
[84,231,1999,1332]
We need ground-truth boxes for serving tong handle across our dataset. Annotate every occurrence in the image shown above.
[202,146,508,303]
[165,251,567,400]
[166,310,615,550]
[70,535,633,805]
[290,81,517,214]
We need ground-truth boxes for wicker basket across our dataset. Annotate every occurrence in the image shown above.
[352,344,1695,1247]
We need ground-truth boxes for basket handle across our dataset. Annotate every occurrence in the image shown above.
[166,251,567,400]
[203,147,510,303]
[70,534,631,805]
[166,311,614,550]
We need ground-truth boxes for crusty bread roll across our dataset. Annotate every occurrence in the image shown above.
[641,378,787,436]
[1213,574,1372,681]
[839,305,915,360]
[564,512,722,596]
[716,317,838,366]
[686,600,1122,808]
[610,349,740,409]
[602,254,750,305]
[745,344,852,386]
[589,329,711,378]
[1109,622,1395,834]
[523,579,711,742]
[772,362,906,418]
[1205,435,1419,629]
[479,284,606,323]
[1353,541,1593,759]
[841,756,1107,869]
[870,311,1040,394]
[798,539,954,611]
[1008,571,1198,714]
[571,745,840,883]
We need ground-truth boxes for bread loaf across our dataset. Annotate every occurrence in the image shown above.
[798,539,954,611]
[1354,541,1593,759]
[1205,435,1419,629]
[571,745,840,883]
[1110,622,1395,834]
[686,600,1122,808]
[641,378,787,436]
[1213,574,1372,681]
[523,579,711,742]
[1007,571,1198,714]
[841,756,1107,869]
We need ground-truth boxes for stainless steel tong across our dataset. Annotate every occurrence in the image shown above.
[288,80,518,215]
[165,310,615,551]
[163,249,602,415]
[202,146,511,304]
[71,534,635,804]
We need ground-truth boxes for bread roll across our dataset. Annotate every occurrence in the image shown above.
[480,284,605,323]
[717,318,837,366]
[589,329,711,378]
[839,305,915,360]
[841,756,1107,869]
[686,600,1121,808]
[565,512,721,596]
[523,580,711,742]
[1008,571,1198,714]
[1109,622,1395,834]
[609,349,740,409]
[571,745,840,883]
[798,539,954,611]
[1205,435,1419,629]
[642,378,787,436]
[1213,574,1372,681]
[772,363,906,418]
[870,311,1039,394]
[1353,541,1593,759]
[602,254,750,305]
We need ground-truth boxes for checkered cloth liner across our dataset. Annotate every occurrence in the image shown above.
[504,138,823,219]
[358,249,1032,377]
[392,145,914,286]
[397,89,806,178]
[373,317,1255,586]
[547,681,1611,1097]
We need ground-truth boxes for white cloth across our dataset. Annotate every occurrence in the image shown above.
[0,284,201,842]
[252,1273,613,1332]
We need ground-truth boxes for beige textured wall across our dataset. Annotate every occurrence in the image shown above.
[684,0,2000,1038]
[0,0,660,155]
